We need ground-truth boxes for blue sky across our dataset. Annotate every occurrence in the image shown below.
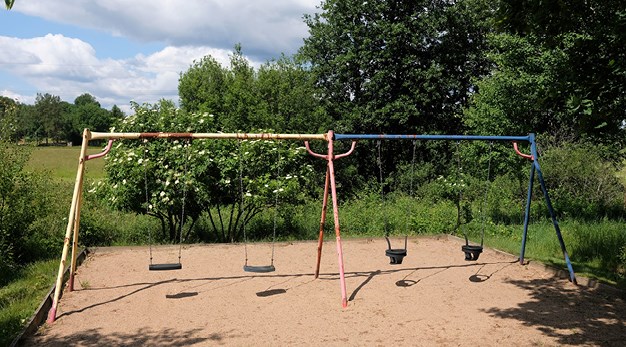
[0,0,319,113]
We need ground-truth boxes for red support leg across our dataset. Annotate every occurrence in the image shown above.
[315,167,331,279]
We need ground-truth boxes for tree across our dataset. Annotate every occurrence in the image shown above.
[0,96,18,142]
[67,93,113,144]
[110,105,125,121]
[95,100,315,243]
[465,0,626,161]
[178,55,229,119]
[256,55,330,133]
[4,0,14,10]
[299,0,493,190]
[34,93,65,145]
[300,0,492,135]
[179,45,329,133]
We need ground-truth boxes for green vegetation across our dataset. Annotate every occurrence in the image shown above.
[0,260,57,347]
[2,0,625,344]
[27,146,107,181]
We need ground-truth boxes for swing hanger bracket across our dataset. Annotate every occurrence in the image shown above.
[512,142,534,161]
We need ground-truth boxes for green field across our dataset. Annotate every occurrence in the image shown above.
[27,146,107,181]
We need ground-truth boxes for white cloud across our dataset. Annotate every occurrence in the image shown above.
[1,0,320,113]
[15,0,319,60]
[0,34,252,112]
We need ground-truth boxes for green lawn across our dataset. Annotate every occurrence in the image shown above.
[27,146,107,181]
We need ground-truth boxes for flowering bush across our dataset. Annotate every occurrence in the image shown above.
[91,100,314,242]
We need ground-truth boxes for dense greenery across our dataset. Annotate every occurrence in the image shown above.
[466,0,626,161]
[179,46,330,133]
[2,0,626,343]
[0,93,121,145]
[94,100,316,243]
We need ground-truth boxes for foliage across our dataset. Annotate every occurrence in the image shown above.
[0,259,57,347]
[301,0,491,134]
[538,141,626,220]
[0,142,56,278]
[66,93,116,144]
[0,96,19,142]
[179,46,329,133]
[96,100,316,243]
[34,93,66,144]
[466,0,626,162]
[10,93,118,145]
[300,0,494,191]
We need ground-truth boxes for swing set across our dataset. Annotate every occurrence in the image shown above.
[46,129,577,323]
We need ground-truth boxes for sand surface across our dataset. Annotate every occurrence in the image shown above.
[26,236,625,346]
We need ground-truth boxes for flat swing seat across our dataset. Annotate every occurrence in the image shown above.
[243,264,275,273]
[149,263,182,271]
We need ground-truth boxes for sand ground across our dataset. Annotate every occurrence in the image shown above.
[25,236,625,346]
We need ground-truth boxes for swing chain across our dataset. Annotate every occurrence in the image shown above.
[377,140,388,237]
[177,139,190,261]
[143,140,153,265]
[479,142,494,247]
[239,140,249,264]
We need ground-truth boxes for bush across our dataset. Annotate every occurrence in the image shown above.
[0,143,59,282]
[539,142,626,220]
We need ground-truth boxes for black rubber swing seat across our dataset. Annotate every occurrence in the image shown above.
[149,263,182,271]
[385,248,407,264]
[243,265,275,273]
[462,245,483,261]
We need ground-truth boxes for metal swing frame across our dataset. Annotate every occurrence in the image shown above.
[332,132,577,286]
[47,129,576,324]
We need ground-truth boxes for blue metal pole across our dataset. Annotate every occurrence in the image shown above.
[334,133,532,142]
[530,136,577,284]
[520,162,535,264]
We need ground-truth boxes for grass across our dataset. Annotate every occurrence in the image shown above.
[0,260,58,347]
[27,145,107,181]
[1,150,623,345]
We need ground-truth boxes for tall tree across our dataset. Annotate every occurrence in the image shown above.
[465,0,626,160]
[65,93,114,144]
[300,0,492,135]
[34,93,64,144]
[256,55,330,133]
[179,46,328,133]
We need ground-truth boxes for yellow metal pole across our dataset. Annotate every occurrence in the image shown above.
[47,129,91,323]
[68,146,87,292]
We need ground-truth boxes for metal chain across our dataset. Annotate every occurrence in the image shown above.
[270,141,280,266]
[177,139,189,262]
[377,140,388,237]
[480,142,493,247]
[405,140,417,234]
[143,141,153,265]
[239,140,248,265]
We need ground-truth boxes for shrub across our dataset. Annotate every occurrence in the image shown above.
[539,142,626,220]
[0,143,58,282]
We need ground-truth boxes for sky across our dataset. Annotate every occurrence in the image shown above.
[0,0,321,113]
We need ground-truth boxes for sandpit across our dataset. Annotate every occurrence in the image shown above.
[25,236,625,346]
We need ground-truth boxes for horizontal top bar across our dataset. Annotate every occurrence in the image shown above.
[333,134,532,142]
[88,131,328,141]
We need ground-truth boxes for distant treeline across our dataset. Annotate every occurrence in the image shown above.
[0,93,123,145]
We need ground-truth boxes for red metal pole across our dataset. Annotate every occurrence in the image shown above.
[327,131,348,308]
[315,167,331,278]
